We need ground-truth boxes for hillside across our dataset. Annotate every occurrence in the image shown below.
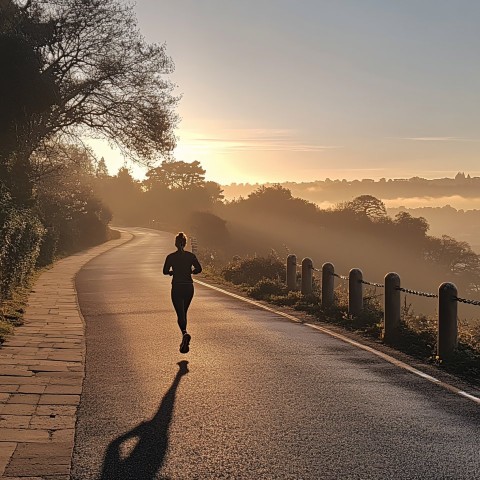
[223,173,480,253]
[223,173,480,206]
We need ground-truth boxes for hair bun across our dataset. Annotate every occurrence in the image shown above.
[175,232,187,247]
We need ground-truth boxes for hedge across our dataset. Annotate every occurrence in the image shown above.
[0,204,45,301]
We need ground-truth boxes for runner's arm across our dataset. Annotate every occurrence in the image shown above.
[163,255,173,276]
[192,255,202,274]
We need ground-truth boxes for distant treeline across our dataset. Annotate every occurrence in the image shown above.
[95,162,480,318]
[388,205,480,254]
[94,159,224,234]
[223,172,480,204]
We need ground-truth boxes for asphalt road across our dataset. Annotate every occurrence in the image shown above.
[71,228,480,480]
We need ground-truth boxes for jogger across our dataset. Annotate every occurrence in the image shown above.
[163,232,202,353]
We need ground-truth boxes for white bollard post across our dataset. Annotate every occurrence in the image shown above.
[438,282,458,360]
[301,257,313,295]
[287,254,297,291]
[322,263,335,308]
[384,272,401,343]
[348,268,363,316]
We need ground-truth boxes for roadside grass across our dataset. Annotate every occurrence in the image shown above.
[201,255,480,387]
[0,228,121,345]
[0,274,38,344]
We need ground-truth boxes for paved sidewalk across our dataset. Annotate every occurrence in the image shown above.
[0,232,132,480]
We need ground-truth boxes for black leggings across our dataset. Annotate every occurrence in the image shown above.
[171,283,194,333]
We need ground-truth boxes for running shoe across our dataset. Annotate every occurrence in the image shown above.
[179,333,191,354]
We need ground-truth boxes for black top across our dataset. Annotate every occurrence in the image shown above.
[163,250,202,284]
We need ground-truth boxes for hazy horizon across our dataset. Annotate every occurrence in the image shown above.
[87,1,480,185]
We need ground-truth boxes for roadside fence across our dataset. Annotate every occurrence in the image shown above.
[285,255,480,360]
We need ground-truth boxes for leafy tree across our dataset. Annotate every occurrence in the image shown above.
[188,211,230,248]
[226,185,318,224]
[204,181,225,204]
[425,235,479,275]
[96,167,144,225]
[247,184,293,204]
[0,0,59,203]
[1,0,178,204]
[35,144,112,257]
[139,160,224,227]
[95,157,109,178]
[342,195,387,220]
[394,211,429,237]
[145,160,206,190]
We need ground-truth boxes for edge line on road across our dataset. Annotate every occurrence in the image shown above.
[194,279,480,406]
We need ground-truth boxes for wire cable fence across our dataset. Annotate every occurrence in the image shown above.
[455,296,480,306]
[361,279,385,288]
[322,262,480,304]
[396,286,438,298]
[288,254,480,359]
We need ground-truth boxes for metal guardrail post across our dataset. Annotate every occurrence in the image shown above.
[348,268,363,316]
[438,282,458,360]
[384,272,401,343]
[322,262,335,308]
[286,254,297,291]
[301,257,313,295]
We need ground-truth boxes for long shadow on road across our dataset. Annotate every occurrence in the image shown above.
[99,360,189,480]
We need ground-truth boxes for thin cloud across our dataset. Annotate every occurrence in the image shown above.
[402,136,479,142]
[178,129,342,153]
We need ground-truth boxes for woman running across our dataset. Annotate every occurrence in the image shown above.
[163,232,202,353]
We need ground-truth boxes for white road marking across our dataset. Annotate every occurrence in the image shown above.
[195,279,480,406]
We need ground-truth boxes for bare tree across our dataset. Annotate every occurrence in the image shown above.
[1,0,178,203]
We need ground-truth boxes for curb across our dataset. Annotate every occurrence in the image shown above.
[0,232,132,479]
[194,279,480,407]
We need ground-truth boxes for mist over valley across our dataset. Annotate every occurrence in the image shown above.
[223,173,480,254]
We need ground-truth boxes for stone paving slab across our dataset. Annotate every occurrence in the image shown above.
[0,232,132,479]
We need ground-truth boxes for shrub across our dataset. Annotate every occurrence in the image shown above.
[292,291,322,314]
[351,295,384,331]
[0,320,13,343]
[36,226,59,267]
[221,254,285,286]
[270,290,304,306]
[247,278,289,300]
[448,342,480,384]
[0,206,45,301]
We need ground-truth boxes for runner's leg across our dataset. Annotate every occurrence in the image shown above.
[171,286,186,333]
[182,284,194,331]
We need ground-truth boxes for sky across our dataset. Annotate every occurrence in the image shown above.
[90,0,480,185]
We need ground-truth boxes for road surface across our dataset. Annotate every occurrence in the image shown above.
[71,228,480,480]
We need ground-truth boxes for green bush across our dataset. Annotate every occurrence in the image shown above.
[36,226,59,267]
[292,291,322,314]
[221,254,285,286]
[0,206,45,301]
[270,290,304,306]
[247,278,289,300]
[447,342,480,384]
[0,320,14,343]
